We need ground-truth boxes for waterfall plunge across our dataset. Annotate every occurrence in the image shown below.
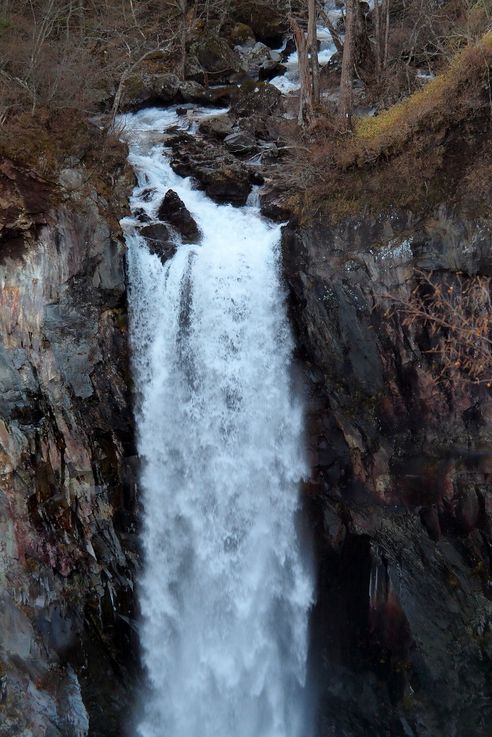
[122,107,314,737]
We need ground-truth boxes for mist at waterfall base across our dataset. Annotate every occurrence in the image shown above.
[122,107,315,737]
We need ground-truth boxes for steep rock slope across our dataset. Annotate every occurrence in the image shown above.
[283,207,492,737]
[0,161,137,736]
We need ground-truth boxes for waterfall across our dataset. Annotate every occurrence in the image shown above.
[122,107,314,737]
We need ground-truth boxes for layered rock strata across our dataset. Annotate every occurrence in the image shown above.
[0,161,137,737]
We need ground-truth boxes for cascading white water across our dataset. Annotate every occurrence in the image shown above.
[270,1,343,92]
[122,107,314,737]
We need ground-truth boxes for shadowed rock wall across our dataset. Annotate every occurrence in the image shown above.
[283,207,492,737]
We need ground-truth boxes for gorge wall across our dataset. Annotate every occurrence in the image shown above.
[283,207,492,737]
[1,114,492,737]
[0,160,137,736]
[0,12,491,735]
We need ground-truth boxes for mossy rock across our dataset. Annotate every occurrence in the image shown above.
[231,0,290,41]
[229,22,255,45]
[231,80,282,118]
[191,36,243,78]
[121,73,180,109]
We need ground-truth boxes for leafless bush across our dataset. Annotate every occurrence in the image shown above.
[385,270,492,386]
[0,1,188,120]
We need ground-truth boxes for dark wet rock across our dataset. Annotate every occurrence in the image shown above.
[224,130,258,155]
[208,85,240,106]
[147,240,177,263]
[231,81,282,119]
[0,159,52,251]
[259,186,291,220]
[120,72,226,110]
[0,162,137,735]
[140,222,171,242]
[229,22,256,45]
[283,206,492,737]
[140,222,177,262]
[191,35,243,84]
[157,190,201,243]
[229,81,283,140]
[140,187,157,202]
[259,58,286,81]
[167,132,255,206]
[231,1,289,43]
[199,114,234,140]
[134,207,151,223]
[205,169,253,207]
[280,37,296,61]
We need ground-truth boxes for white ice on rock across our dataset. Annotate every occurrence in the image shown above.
[121,107,314,737]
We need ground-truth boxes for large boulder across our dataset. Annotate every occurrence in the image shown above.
[236,41,284,80]
[157,190,201,243]
[230,82,283,139]
[229,22,256,46]
[166,133,258,206]
[259,185,291,221]
[231,81,282,119]
[121,73,180,110]
[139,223,176,263]
[224,131,258,155]
[178,80,214,104]
[191,36,243,84]
[198,114,234,140]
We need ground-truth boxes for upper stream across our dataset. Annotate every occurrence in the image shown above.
[122,107,314,737]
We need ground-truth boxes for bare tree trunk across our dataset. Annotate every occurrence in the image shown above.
[177,0,187,80]
[291,17,313,126]
[316,1,343,55]
[338,0,355,130]
[217,0,232,34]
[383,0,390,69]
[374,0,381,80]
[308,0,320,105]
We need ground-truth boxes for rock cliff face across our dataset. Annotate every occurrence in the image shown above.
[283,208,492,737]
[1,95,491,737]
[0,161,137,737]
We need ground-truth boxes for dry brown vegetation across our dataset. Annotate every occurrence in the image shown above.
[0,1,160,174]
[385,270,492,386]
[0,0,245,173]
[0,0,490,205]
[358,0,492,105]
[284,29,492,223]
[352,32,492,157]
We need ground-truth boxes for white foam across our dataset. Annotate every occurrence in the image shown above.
[121,107,314,737]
